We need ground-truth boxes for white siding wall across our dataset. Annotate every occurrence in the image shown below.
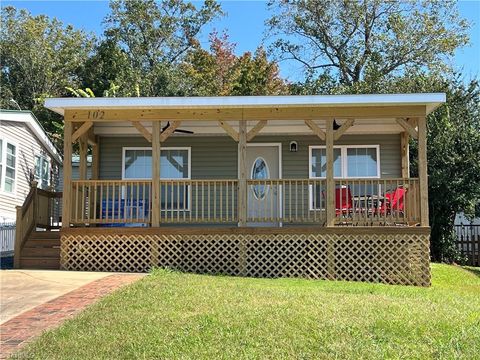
[0,121,60,221]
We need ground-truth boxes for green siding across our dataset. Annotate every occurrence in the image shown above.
[99,134,401,180]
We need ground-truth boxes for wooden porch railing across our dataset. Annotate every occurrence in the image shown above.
[71,179,238,225]
[70,178,420,226]
[14,184,62,268]
[334,178,420,225]
[72,180,153,225]
[246,179,327,224]
[160,179,238,224]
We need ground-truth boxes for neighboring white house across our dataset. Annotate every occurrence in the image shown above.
[455,212,480,226]
[0,110,62,222]
[57,154,92,191]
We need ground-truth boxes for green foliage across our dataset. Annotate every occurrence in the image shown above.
[98,0,223,96]
[65,87,95,98]
[79,39,132,97]
[17,265,480,359]
[230,47,287,95]
[182,32,288,96]
[0,6,94,140]
[267,0,470,85]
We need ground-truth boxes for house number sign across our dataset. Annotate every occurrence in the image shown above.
[87,110,105,120]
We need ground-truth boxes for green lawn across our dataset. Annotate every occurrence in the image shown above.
[16,264,480,359]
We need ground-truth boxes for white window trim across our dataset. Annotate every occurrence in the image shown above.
[0,138,18,197]
[308,145,381,211]
[308,145,381,179]
[121,146,192,211]
[34,154,51,188]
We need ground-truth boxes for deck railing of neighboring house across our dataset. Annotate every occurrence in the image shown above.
[0,221,15,269]
[71,178,420,226]
[0,222,15,253]
[14,184,62,267]
[455,224,480,266]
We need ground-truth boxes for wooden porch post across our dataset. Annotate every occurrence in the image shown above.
[401,132,410,178]
[417,116,429,226]
[151,121,161,227]
[91,136,100,180]
[79,133,88,180]
[62,121,73,228]
[325,119,335,227]
[238,119,247,227]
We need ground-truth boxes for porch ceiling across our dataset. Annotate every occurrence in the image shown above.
[92,118,406,136]
[45,93,446,122]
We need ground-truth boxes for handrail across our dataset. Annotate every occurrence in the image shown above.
[14,183,62,268]
[21,188,36,217]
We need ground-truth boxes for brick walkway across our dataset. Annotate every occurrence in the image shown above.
[0,274,143,359]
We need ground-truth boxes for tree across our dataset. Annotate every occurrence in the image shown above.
[230,47,287,95]
[80,39,133,97]
[181,32,288,96]
[181,32,237,95]
[266,0,469,85]
[0,6,94,138]
[102,0,222,96]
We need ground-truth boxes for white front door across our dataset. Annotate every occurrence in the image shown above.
[246,144,281,225]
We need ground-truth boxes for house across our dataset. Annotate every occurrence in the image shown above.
[57,155,92,191]
[0,110,62,222]
[15,94,446,286]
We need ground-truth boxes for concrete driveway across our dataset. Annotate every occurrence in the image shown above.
[0,269,112,324]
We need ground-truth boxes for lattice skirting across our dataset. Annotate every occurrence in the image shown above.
[60,231,431,286]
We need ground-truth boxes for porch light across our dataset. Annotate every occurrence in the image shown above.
[290,141,298,152]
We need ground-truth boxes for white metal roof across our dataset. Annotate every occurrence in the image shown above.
[45,93,446,116]
[0,110,62,163]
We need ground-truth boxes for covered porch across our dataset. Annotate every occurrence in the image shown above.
[48,94,442,229]
[41,94,444,285]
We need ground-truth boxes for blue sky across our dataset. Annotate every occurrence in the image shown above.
[3,0,479,82]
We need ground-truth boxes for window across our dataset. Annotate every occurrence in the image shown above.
[251,157,269,200]
[309,145,380,209]
[346,148,378,177]
[0,140,2,189]
[124,149,152,179]
[34,155,51,189]
[309,145,380,179]
[0,139,16,193]
[310,148,342,178]
[122,147,191,210]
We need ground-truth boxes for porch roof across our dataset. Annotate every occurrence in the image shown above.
[45,93,445,117]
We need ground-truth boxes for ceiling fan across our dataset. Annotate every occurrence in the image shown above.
[333,119,341,130]
[161,121,194,134]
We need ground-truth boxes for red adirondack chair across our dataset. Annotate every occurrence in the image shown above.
[335,186,353,215]
[321,186,354,216]
[378,187,406,215]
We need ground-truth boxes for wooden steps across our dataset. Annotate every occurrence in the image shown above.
[20,231,60,270]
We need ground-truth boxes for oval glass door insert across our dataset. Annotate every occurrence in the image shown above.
[251,157,270,200]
